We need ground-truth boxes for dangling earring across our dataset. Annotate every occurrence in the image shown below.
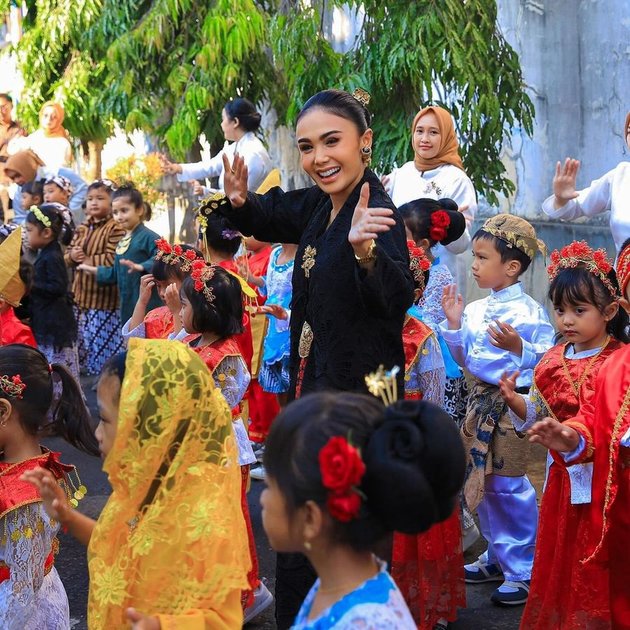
[361,146,372,166]
[304,540,312,551]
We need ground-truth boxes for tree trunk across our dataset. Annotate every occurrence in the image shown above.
[87,140,104,181]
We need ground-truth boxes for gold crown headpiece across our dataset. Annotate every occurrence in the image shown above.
[365,365,400,406]
[481,213,546,260]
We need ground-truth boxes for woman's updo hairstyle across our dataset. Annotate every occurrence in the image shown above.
[224,98,262,133]
[264,391,466,551]
[297,89,372,134]
[399,197,465,247]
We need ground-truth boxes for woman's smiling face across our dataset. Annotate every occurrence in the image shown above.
[296,108,371,207]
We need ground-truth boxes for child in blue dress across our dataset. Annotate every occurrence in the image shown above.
[258,243,297,405]
[261,390,466,629]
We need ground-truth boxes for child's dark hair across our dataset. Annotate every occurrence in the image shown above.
[100,351,127,404]
[152,244,204,282]
[181,266,244,337]
[198,211,242,257]
[0,344,99,455]
[264,392,466,552]
[112,183,151,220]
[399,198,466,247]
[297,89,372,133]
[87,180,115,195]
[22,178,45,200]
[472,229,532,274]
[224,98,262,133]
[26,203,75,246]
[549,265,630,343]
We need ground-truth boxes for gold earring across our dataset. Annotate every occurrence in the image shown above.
[361,146,372,166]
[304,540,312,551]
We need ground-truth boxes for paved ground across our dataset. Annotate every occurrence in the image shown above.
[49,376,547,629]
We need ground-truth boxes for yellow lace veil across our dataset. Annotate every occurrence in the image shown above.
[87,339,250,629]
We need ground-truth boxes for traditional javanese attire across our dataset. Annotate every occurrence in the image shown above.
[555,343,630,629]
[182,334,259,607]
[86,339,250,629]
[95,223,162,325]
[439,280,555,583]
[392,314,465,628]
[512,339,623,629]
[0,449,80,630]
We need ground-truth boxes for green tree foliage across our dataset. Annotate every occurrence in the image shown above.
[2,0,533,202]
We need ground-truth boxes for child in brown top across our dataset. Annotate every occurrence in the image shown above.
[65,180,125,375]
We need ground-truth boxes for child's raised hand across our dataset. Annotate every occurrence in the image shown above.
[120,259,144,274]
[441,284,464,329]
[349,183,395,259]
[257,304,288,320]
[164,282,181,315]
[222,152,248,208]
[528,417,580,452]
[553,158,580,207]
[488,320,523,356]
[21,467,72,524]
[126,608,160,629]
[498,370,521,403]
[138,274,155,306]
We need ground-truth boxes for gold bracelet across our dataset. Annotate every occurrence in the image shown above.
[354,240,377,265]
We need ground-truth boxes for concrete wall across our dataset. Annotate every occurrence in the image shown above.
[496,0,630,219]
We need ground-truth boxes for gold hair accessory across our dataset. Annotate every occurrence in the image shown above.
[352,88,371,108]
[0,228,26,307]
[30,205,52,228]
[365,365,400,406]
[481,213,546,260]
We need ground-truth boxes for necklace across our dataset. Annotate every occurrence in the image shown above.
[560,335,611,399]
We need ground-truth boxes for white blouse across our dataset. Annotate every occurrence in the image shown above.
[177,131,271,193]
[542,161,630,255]
[385,161,477,289]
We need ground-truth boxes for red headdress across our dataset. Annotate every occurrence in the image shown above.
[547,241,618,298]
[617,241,630,299]
[154,239,204,272]
[189,259,217,304]
[407,240,431,294]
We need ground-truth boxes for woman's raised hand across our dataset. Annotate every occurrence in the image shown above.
[159,154,182,175]
[222,152,248,208]
[21,467,72,523]
[553,158,580,208]
[348,183,395,257]
[441,284,464,329]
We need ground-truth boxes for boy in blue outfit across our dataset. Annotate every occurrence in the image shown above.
[440,214,555,606]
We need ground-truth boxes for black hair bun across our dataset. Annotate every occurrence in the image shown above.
[362,400,466,535]
[397,197,466,246]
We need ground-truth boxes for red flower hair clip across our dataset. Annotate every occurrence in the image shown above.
[319,436,366,522]
[190,260,217,304]
[547,240,618,298]
[429,209,451,242]
[0,374,26,399]
[407,240,431,293]
[155,239,203,272]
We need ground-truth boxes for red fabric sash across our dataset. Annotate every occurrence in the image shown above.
[144,305,174,340]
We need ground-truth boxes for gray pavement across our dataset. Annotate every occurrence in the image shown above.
[46,375,524,629]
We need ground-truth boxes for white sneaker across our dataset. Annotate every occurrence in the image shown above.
[243,582,274,623]
[250,465,267,481]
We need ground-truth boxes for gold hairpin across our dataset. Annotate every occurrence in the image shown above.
[365,365,399,406]
[352,88,371,108]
